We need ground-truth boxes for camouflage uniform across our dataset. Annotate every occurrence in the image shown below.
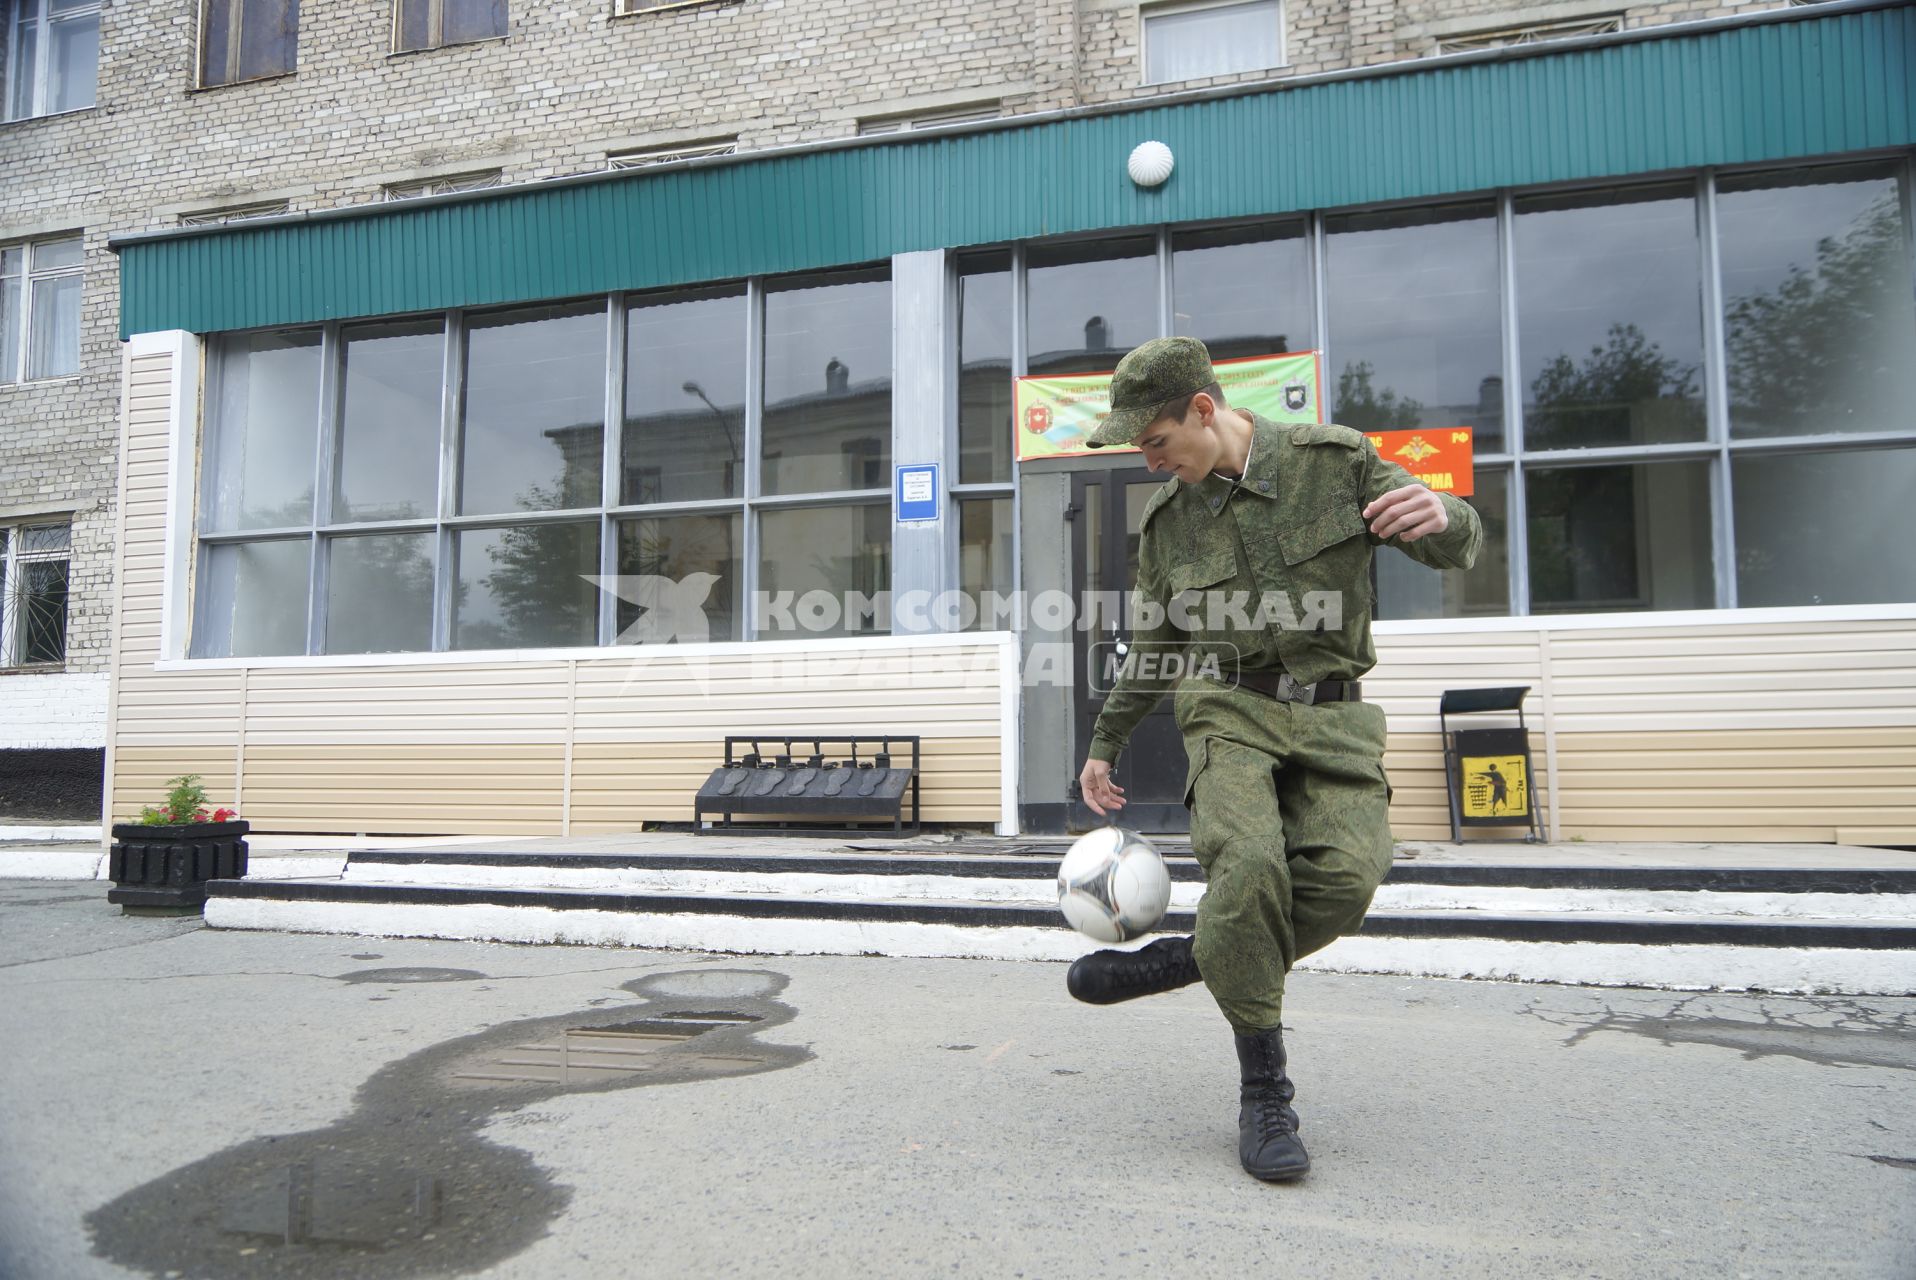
[1086,343,1482,1033]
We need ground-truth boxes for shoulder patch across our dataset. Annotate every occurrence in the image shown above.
[1288,423,1367,449]
[1138,476,1181,530]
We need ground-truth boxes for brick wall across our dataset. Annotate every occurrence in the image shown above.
[0,0,1793,692]
[0,671,108,750]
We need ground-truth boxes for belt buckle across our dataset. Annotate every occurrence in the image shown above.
[1277,673,1317,706]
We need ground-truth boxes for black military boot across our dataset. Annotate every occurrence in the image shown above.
[1066,935,1202,1005]
[1234,1027,1310,1181]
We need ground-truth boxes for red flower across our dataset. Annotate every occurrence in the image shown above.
[212,808,237,823]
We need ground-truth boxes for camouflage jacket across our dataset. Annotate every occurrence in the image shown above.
[1087,414,1482,765]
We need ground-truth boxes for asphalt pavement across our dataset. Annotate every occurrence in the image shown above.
[1,878,1911,1279]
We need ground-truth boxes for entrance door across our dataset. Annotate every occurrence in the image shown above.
[1069,468,1190,833]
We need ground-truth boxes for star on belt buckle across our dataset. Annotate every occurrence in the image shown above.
[1277,673,1318,706]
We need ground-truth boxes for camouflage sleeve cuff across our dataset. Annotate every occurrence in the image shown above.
[1087,735,1125,765]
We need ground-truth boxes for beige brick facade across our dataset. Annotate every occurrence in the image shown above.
[1,0,1789,684]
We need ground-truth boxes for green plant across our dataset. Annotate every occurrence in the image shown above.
[136,774,238,826]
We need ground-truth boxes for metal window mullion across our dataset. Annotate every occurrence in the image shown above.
[1497,189,1529,616]
[1156,225,1174,339]
[742,277,764,638]
[1903,154,1916,323]
[598,293,624,646]
[306,323,343,657]
[1009,242,1027,607]
[429,311,463,652]
[225,0,244,86]
[0,528,15,664]
[943,252,963,608]
[31,0,51,118]
[1698,170,1736,610]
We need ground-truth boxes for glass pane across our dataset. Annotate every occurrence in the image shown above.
[623,287,745,504]
[1173,221,1311,362]
[1374,471,1510,619]
[47,9,95,112]
[395,0,430,50]
[1733,448,1916,607]
[1,275,20,384]
[19,522,68,553]
[9,20,39,118]
[1517,186,1706,450]
[1327,203,1504,450]
[956,253,1012,485]
[756,505,890,638]
[325,533,436,654]
[19,558,68,663]
[200,0,231,85]
[31,237,81,270]
[26,272,79,378]
[1718,164,1916,440]
[452,522,599,650]
[192,539,310,658]
[1026,238,1155,377]
[1526,460,1713,613]
[335,320,443,523]
[460,301,605,516]
[443,0,507,44]
[1,246,20,275]
[206,331,320,531]
[761,271,892,496]
[958,497,1013,631]
[614,513,742,643]
[1145,0,1281,84]
[237,0,299,80]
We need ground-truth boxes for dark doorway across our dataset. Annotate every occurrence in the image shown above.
[1068,468,1190,834]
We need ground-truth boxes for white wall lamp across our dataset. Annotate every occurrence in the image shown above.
[1127,140,1175,188]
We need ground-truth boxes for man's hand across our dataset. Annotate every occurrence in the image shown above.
[1363,483,1449,543]
[1080,758,1126,816]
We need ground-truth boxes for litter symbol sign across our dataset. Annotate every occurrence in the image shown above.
[1460,754,1529,820]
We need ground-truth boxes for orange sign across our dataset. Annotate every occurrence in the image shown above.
[1362,428,1475,497]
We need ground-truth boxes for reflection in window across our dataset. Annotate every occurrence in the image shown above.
[193,539,309,657]
[395,0,506,51]
[615,514,742,643]
[1526,460,1713,613]
[1327,204,1503,450]
[200,0,299,87]
[959,497,1014,631]
[957,253,1014,485]
[1733,448,1916,608]
[1718,164,1916,440]
[762,270,892,496]
[460,302,606,516]
[326,533,435,654]
[205,331,320,532]
[0,520,71,666]
[3,237,84,383]
[336,321,444,523]
[1173,221,1310,362]
[624,287,745,505]
[1517,186,1705,450]
[758,505,890,638]
[453,522,599,650]
[4,0,99,120]
[1026,238,1155,377]
[1374,471,1510,620]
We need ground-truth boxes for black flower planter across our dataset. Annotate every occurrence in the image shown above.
[107,821,250,914]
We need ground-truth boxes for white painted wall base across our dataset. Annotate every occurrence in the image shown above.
[0,672,107,749]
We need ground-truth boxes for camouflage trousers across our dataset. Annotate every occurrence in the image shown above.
[1175,680,1395,1032]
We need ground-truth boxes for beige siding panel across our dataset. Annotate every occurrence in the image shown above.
[242,663,575,744]
[110,746,241,824]
[241,743,567,834]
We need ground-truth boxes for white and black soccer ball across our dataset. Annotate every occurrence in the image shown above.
[1056,826,1172,944]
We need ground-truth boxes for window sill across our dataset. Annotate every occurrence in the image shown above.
[1140,63,1292,90]
[387,35,510,59]
[0,663,67,676]
[190,71,297,95]
[0,375,85,391]
[0,105,97,129]
[610,0,743,19]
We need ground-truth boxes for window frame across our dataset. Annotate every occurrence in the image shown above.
[1,232,83,384]
[391,0,509,54]
[197,0,300,89]
[0,517,71,668]
[1140,0,1286,89]
[382,170,505,201]
[3,0,100,121]
[606,139,738,169]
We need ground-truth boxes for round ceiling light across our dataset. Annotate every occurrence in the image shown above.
[1127,140,1175,188]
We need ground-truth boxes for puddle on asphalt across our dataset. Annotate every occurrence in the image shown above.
[332,967,489,985]
[87,967,810,1278]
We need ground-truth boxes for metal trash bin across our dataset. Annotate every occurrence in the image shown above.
[694,734,921,836]
[1439,687,1544,843]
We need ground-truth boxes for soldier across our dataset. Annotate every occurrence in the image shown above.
[1070,336,1482,1183]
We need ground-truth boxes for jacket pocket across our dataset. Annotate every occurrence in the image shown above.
[1169,546,1236,593]
[1277,503,1367,566]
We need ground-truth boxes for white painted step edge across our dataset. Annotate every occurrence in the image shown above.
[204,897,1916,996]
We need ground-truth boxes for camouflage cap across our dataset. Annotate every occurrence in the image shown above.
[1085,336,1218,449]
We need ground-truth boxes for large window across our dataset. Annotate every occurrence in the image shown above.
[395,0,506,52]
[1173,220,1311,361]
[199,0,298,88]
[0,519,68,667]
[1143,0,1282,86]
[0,235,80,383]
[3,0,98,120]
[194,269,895,657]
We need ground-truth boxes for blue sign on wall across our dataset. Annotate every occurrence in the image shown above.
[895,463,939,523]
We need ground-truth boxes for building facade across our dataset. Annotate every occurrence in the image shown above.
[4,0,1911,842]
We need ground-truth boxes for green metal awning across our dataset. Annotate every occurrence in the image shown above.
[113,1,1916,338]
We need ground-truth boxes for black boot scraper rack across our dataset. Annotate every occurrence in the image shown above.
[694,734,920,836]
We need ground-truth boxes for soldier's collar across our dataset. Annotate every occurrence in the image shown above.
[1195,415,1285,513]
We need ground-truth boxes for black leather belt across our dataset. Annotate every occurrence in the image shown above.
[1229,670,1362,705]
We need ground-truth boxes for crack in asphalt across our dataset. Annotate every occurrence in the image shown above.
[1521,993,1916,1071]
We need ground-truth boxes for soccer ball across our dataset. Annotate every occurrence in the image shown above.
[1056,826,1172,944]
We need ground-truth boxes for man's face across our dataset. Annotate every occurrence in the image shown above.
[1135,393,1221,482]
